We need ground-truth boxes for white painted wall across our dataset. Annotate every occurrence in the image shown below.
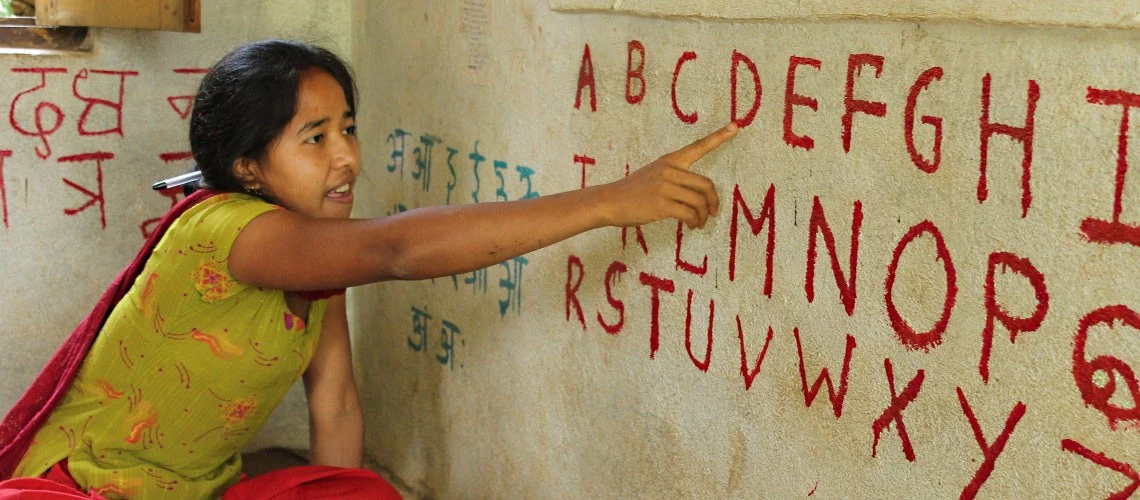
[4,1,1138,497]
[552,0,1140,29]
[0,0,352,453]
[351,2,1140,498]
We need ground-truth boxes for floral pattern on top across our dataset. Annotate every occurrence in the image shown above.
[283,311,306,332]
[192,260,234,302]
[190,328,245,359]
[221,395,257,427]
[13,193,329,499]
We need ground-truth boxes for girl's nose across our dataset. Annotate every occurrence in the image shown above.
[331,135,359,170]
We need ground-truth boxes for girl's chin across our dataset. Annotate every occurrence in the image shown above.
[323,203,355,219]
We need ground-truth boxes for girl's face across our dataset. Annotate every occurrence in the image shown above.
[244,68,360,219]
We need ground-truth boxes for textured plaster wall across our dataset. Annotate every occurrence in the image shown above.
[552,0,1140,29]
[0,0,352,452]
[353,1,1140,498]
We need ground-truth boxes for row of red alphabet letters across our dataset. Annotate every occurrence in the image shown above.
[568,41,1138,499]
[575,43,1140,242]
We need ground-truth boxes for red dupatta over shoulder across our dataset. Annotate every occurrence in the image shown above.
[0,189,219,479]
[0,189,346,479]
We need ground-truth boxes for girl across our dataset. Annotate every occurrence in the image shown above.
[0,39,737,499]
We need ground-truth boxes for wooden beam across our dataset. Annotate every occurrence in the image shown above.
[37,0,200,33]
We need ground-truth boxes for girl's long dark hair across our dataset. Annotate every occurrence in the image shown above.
[189,39,357,193]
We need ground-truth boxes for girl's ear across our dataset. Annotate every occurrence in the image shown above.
[232,157,263,191]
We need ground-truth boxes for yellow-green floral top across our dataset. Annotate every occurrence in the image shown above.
[15,193,327,499]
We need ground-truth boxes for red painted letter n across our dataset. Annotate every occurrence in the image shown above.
[806,197,862,316]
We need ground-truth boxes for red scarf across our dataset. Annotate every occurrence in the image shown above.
[0,190,343,478]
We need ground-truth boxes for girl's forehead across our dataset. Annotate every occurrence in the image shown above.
[295,70,348,109]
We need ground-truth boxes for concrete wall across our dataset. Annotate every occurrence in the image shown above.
[0,0,352,453]
[352,1,1140,498]
[551,0,1140,29]
[4,1,1138,497]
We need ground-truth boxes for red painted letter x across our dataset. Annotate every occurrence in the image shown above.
[871,358,925,461]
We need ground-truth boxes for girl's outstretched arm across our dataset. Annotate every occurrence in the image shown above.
[229,123,738,291]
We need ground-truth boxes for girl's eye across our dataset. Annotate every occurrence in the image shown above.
[304,133,324,145]
[344,125,357,136]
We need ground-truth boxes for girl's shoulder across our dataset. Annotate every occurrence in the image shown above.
[179,192,280,230]
[187,191,279,216]
[148,193,283,302]
[163,192,281,252]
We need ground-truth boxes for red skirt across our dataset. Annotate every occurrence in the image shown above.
[0,463,104,499]
[0,462,402,500]
[223,465,402,500]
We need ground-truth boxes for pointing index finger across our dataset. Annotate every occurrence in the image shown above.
[676,122,740,166]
